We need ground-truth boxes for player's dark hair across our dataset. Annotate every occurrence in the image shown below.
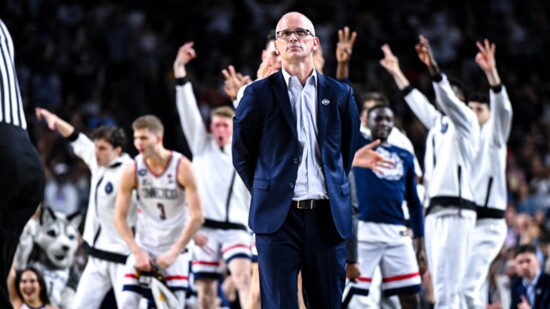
[362,92,390,111]
[91,126,127,150]
[468,92,489,108]
[15,266,51,305]
[514,244,537,258]
[367,104,392,118]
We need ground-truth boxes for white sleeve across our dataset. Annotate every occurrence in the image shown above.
[404,88,441,129]
[71,133,97,171]
[489,86,513,147]
[432,74,479,144]
[390,128,423,178]
[175,82,209,154]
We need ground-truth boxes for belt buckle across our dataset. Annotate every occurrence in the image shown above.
[296,200,314,209]
[296,200,307,209]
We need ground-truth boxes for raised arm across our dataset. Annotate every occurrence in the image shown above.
[335,26,357,81]
[173,42,209,154]
[156,157,204,269]
[114,163,151,271]
[380,44,441,129]
[416,36,479,142]
[475,39,513,147]
[36,107,96,169]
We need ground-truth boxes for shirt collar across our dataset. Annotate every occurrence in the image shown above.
[523,269,542,288]
[282,68,317,88]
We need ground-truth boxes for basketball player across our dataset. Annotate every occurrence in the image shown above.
[35,107,137,308]
[114,115,203,308]
[173,42,253,309]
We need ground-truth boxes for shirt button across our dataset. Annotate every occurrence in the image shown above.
[289,183,294,188]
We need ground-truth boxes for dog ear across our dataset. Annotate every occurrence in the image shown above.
[66,212,83,230]
[40,207,57,225]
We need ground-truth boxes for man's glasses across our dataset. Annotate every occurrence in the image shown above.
[276,28,314,41]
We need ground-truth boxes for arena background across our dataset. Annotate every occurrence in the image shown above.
[1,0,549,305]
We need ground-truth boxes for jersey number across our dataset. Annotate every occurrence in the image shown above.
[157,203,166,220]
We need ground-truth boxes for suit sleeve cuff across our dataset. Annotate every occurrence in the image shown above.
[176,77,189,86]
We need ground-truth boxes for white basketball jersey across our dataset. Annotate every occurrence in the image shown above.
[134,151,188,255]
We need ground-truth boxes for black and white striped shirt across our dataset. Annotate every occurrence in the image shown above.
[0,19,26,129]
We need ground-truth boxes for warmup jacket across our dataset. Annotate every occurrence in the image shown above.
[69,133,136,263]
[176,79,250,230]
[403,74,480,214]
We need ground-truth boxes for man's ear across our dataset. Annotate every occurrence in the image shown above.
[312,37,320,52]
[274,41,281,55]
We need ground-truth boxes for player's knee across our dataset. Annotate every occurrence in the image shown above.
[231,269,251,290]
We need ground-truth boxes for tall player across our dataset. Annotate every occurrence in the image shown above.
[35,107,137,308]
[114,115,203,308]
[173,42,253,309]
[380,38,480,309]
[0,19,45,309]
[456,40,512,309]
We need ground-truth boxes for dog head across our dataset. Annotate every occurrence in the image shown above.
[34,207,82,269]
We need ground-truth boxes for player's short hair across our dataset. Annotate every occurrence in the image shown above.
[363,92,389,109]
[91,126,126,150]
[447,77,466,101]
[367,104,392,119]
[211,106,235,119]
[266,30,276,47]
[514,244,537,258]
[132,115,164,135]
[468,92,489,108]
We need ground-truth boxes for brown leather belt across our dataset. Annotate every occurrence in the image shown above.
[291,199,328,210]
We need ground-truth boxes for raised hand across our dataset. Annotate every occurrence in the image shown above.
[336,26,357,64]
[35,107,57,130]
[475,39,501,86]
[173,42,197,78]
[415,35,439,76]
[222,65,251,100]
[379,44,401,76]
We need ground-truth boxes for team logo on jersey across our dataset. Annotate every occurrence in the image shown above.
[138,169,148,176]
[104,182,113,194]
[440,118,449,134]
[373,147,404,181]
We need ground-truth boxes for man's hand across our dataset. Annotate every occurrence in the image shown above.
[518,295,531,309]
[346,263,361,281]
[35,107,57,130]
[222,65,251,100]
[414,238,427,275]
[156,248,179,269]
[414,35,439,76]
[173,42,197,78]
[352,140,395,174]
[475,39,501,86]
[336,26,357,64]
[134,248,152,272]
[256,59,278,80]
[379,44,401,76]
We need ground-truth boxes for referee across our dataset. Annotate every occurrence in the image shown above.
[0,19,44,309]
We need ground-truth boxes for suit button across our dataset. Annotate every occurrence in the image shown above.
[289,183,294,188]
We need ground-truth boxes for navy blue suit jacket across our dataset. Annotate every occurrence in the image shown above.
[232,70,360,238]
[510,272,550,309]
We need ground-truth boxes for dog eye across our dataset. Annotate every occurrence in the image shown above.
[47,230,56,237]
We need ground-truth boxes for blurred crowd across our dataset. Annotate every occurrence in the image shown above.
[2,0,550,307]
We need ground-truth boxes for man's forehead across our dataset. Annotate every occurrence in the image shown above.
[277,13,313,31]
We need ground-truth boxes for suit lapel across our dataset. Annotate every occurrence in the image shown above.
[273,71,298,140]
[316,72,329,150]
